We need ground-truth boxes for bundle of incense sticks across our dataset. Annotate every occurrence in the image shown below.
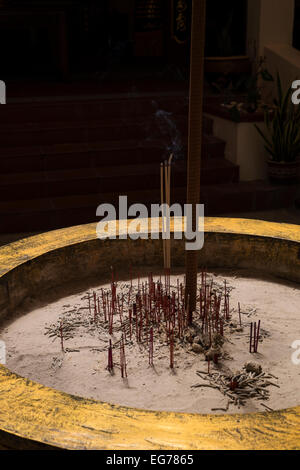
[160,155,173,273]
[90,269,236,362]
[198,273,228,339]
[250,320,261,353]
[51,268,261,380]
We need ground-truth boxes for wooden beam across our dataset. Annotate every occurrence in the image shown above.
[185,0,206,324]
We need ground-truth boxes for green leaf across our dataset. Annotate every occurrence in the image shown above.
[260,69,274,82]
[255,124,272,148]
[276,72,283,105]
[255,72,300,162]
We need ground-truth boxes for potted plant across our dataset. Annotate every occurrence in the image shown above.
[255,73,300,182]
[219,56,273,122]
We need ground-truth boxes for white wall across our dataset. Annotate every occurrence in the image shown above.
[247,0,300,91]
[207,1,299,182]
[260,0,295,48]
[247,0,262,60]
[236,122,268,181]
[247,0,295,56]
[265,44,300,91]
[207,114,268,181]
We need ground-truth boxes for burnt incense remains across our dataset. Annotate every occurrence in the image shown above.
[192,363,277,408]
[45,269,270,409]
[47,270,250,369]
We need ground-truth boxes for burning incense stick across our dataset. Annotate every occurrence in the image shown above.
[160,156,173,272]
[160,163,166,269]
[166,155,173,271]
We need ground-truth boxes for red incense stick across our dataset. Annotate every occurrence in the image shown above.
[238,302,242,327]
[108,339,113,373]
[255,320,261,353]
[60,321,64,352]
[250,322,253,353]
[170,331,174,369]
[149,327,154,367]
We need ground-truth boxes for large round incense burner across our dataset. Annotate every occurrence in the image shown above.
[0,218,299,450]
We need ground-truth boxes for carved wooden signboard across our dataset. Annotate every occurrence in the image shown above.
[172,0,191,44]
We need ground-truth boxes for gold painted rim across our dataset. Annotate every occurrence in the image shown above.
[0,218,299,450]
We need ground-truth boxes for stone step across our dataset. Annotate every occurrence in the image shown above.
[0,132,226,173]
[0,159,239,202]
[1,92,189,124]
[0,180,298,234]
[0,114,189,147]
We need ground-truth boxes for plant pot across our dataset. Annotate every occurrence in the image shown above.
[267,160,300,183]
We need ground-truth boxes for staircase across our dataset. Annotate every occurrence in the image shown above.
[0,89,239,233]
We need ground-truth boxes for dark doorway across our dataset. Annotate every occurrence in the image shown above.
[293,0,300,51]
[0,0,248,83]
[205,0,248,57]
[0,0,189,82]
